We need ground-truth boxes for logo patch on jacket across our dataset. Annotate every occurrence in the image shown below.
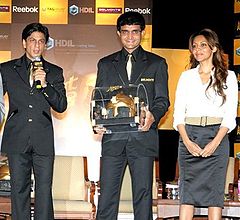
[141,78,154,82]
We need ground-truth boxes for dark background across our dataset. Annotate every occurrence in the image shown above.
[152,0,234,67]
[151,0,236,182]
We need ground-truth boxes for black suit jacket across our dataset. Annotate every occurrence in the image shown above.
[0,54,67,155]
[95,46,170,157]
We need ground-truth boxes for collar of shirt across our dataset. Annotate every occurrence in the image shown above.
[122,47,140,62]
[196,64,215,77]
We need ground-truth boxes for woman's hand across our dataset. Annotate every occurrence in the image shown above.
[184,139,202,157]
[200,139,219,157]
[177,124,202,157]
[200,126,229,157]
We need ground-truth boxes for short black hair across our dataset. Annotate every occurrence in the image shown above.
[22,23,49,42]
[117,12,145,32]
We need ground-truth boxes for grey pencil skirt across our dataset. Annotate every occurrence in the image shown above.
[178,124,229,208]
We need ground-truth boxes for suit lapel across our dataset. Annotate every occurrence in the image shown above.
[14,56,51,87]
[112,52,128,85]
[41,58,50,81]
[14,56,30,86]
[131,47,148,84]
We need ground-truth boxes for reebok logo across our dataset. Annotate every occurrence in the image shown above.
[125,7,151,15]
[12,6,38,13]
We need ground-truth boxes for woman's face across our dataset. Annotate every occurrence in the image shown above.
[191,35,216,63]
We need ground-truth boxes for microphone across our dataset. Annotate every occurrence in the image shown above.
[32,56,43,89]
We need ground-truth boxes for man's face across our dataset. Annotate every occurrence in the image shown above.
[117,24,144,53]
[22,31,46,60]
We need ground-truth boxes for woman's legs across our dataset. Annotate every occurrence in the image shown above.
[179,204,194,220]
[208,207,222,220]
[179,205,222,220]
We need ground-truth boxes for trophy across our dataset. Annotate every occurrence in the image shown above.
[90,84,148,134]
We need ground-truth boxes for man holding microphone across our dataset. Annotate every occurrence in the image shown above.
[0,23,67,220]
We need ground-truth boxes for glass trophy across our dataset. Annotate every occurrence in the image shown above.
[90,84,148,134]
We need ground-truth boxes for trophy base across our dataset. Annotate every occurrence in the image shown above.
[94,123,142,134]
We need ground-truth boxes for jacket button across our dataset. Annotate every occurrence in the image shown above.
[29,105,33,108]
[28,119,32,122]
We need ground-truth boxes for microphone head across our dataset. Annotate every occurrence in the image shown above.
[33,56,41,61]
[32,56,43,69]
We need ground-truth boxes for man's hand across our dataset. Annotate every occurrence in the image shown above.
[33,67,47,87]
[138,106,155,131]
[93,125,107,135]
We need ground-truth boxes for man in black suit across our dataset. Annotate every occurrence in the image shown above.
[0,23,67,220]
[95,12,170,220]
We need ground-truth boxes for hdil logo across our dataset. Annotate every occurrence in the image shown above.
[69,5,78,15]
[46,38,75,49]
[79,7,94,13]
[236,47,240,56]
[69,5,94,15]
[46,37,54,50]
[55,39,74,47]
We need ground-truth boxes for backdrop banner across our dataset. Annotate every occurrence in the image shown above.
[0,0,153,180]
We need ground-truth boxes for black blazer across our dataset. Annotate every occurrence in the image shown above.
[95,46,170,157]
[0,54,67,155]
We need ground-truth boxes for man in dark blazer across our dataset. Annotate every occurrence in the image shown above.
[95,12,170,220]
[0,23,67,220]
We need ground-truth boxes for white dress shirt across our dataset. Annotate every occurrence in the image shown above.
[173,65,238,132]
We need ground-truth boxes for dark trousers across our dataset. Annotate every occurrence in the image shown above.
[7,147,54,220]
[96,142,154,220]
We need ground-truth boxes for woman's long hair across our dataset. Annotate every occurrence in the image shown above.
[188,28,228,104]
